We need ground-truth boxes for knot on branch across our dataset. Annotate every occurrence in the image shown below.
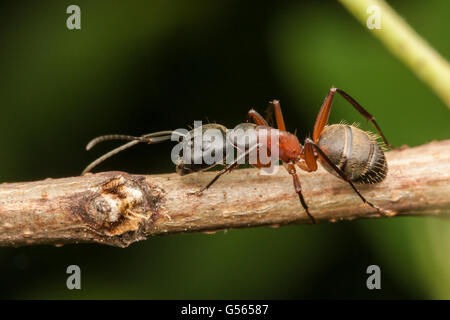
[77,172,165,241]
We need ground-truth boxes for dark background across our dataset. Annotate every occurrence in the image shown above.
[0,0,449,299]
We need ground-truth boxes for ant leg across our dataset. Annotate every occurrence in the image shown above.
[304,138,393,216]
[264,100,288,131]
[248,100,287,131]
[312,88,392,148]
[335,89,392,148]
[247,109,269,126]
[190,162,239,195]
[284,163,315,224]
[269,100,287,131]
[190,143,259,195]
[312,88,335,142]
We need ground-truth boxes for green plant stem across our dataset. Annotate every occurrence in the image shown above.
[339,0,450,108]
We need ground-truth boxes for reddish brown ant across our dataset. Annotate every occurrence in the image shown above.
[189,87,393,223]
[83,87,393,223]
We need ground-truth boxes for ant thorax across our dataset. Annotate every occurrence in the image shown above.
[277,131,302,162]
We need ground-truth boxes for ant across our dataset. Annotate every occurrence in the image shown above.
[83,87,393,223]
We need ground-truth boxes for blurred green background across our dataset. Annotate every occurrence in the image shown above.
[1,0,449,299]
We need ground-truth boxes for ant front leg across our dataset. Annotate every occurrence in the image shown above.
[303,138,394,216]
[189,143,259,196]
[284,162,316,224]
[189,162,239,196]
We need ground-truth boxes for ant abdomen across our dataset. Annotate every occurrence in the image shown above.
[317,124,387,184]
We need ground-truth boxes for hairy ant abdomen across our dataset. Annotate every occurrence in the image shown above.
[317,124,387,184]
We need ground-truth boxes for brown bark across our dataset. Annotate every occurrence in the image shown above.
[0,140,449,247]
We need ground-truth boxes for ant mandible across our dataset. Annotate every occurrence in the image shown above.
[83,87,393,224]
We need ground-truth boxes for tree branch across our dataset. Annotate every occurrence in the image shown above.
[0,140,449,247]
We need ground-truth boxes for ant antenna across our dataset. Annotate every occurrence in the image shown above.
[86,135,148,151]
[82,140,141,174]
[82,130,176,174]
